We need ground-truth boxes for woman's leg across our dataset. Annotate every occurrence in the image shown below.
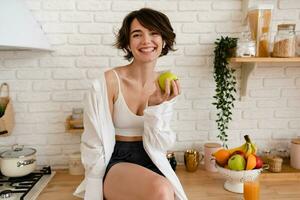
[103,162,175,200]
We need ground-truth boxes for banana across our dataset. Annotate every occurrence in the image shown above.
[250,142,257,155]
[226,135,258,158]
[227,142,248,154]
[244,135,257,155]
[244,142,253,158]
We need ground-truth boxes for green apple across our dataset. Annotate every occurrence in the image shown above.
[158,71,178,91]
[228,154,246,171]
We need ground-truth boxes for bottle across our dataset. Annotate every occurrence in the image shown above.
[272,24,296,57]
[167,152,177,171]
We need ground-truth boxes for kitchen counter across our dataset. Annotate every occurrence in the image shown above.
[37,165,300,200]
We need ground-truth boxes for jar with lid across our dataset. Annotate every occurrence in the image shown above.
[272,24,296,57]
[290,138,300,169]
[236,31,256,57]
[166,152,177,171]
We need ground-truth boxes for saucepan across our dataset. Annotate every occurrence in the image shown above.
[0,144,36,177]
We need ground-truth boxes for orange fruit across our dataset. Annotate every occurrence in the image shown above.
[212,149,231,167]
[246,154,256,170]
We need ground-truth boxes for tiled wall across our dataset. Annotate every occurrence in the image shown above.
[1,0,300,167]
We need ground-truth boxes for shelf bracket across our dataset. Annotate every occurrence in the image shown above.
[240,62,256,100]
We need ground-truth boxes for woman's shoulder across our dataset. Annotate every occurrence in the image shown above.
[104,67,123,100]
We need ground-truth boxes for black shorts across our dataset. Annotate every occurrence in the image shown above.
[103,141,164,181]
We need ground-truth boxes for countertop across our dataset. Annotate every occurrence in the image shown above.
[37,165,300,200]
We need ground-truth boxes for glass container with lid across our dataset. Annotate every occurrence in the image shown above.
[0,145,36,159]
[272,24,296,57]
[236,31,256,57]
[247,4,273,57]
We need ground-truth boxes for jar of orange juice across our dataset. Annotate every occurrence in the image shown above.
[244,177,260,200]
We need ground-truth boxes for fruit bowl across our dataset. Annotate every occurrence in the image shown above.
[216,164,265,193]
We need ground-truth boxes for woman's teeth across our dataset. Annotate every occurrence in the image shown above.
[140,47,155,52]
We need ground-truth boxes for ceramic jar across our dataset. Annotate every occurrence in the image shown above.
[290,138,300,169]
[204,143,222,172]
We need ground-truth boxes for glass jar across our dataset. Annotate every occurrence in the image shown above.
[166,152,177,171]
[272,24,296,57]
[248,5,273,57]
[236,31,256,57]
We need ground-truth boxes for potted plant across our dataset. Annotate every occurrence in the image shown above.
[212,36,238,148]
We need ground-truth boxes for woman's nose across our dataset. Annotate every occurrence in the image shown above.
[142,34,151,44]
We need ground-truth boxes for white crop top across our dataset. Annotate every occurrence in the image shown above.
[112,70,144,137]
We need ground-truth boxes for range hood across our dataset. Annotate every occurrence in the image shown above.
[0,0,52,51]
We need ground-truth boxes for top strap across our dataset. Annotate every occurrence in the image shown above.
[112,70,121,94]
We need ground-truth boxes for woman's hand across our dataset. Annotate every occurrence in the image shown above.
[148,78,181,106]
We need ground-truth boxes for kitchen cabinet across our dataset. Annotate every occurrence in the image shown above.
[230,57,300,100]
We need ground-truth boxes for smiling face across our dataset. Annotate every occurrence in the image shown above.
[129,18,163,63]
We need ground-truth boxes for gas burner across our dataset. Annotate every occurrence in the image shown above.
[0,190,12,198]
[0,166,53,200]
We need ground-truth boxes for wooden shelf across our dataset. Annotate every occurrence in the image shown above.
[230,57,300,100]
[65,115,83,134]
[230,57,300,63]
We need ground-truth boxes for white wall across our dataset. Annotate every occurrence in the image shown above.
[1,0,300,168]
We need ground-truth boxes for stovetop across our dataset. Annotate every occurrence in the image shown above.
[0,166,54,200]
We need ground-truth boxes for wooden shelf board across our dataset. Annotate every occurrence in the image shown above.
[66,129,83,134]
[230,57,300,63]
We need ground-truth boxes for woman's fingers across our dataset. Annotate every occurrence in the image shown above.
[171,80,178,96]
[163,78,171,100]
[175,79,181,95]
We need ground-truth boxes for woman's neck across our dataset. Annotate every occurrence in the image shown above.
[127,60,157,86]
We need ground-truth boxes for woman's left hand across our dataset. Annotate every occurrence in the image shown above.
[148,79,181,106]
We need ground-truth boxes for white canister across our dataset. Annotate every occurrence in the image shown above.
[204,143,222,172]
[290,138,300,169]
[69,152,84,175]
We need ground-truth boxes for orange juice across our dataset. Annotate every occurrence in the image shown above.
[243,180,260,200]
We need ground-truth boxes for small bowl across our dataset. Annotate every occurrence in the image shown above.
[216,164,267,193]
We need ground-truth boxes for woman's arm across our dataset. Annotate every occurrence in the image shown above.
[76,74,117,200]
[143,79,181,152]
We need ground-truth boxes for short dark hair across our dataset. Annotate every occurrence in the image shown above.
[114,8,176,61]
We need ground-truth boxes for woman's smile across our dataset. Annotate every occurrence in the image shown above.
[139,46,155,53]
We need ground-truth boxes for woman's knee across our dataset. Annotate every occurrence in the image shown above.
[147,177,174,200]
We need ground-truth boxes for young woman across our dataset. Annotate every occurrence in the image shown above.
[74,8,187,200]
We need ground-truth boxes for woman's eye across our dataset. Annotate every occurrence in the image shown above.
[151,32,160,35]
[132,34,141,38]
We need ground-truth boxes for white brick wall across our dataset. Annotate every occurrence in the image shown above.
[1,0,300,168]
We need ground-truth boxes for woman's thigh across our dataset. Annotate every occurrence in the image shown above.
[103,162,174,200]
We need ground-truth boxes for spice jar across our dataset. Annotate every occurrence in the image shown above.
[261,149,272,164]
[272,24,296,57]
[166,152,177,171]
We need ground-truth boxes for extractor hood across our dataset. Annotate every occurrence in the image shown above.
[0,0,52,51]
